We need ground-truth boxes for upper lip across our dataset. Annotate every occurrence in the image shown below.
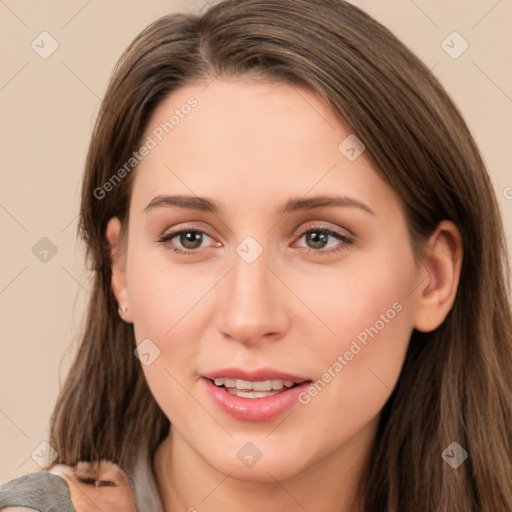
[202,367,311,383]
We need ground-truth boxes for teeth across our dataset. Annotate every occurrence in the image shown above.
[226,388,281,398]
[212,378,297,391]
[252,381,272,391]
[235,379,253,390]
[271,380,284,390]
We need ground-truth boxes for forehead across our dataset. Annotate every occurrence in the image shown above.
[130,78,400,219]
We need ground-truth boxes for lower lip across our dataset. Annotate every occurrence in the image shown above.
[202,378,310,422]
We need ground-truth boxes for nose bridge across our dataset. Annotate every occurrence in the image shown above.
[216,241,288,344]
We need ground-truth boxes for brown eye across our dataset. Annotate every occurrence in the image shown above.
[158,228,217,254]
[178,231,204,249]
[305,230,330,249]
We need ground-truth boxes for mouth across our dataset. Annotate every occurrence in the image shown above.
[201,368,312,422]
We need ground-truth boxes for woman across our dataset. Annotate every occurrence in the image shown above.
[1,0,511,510]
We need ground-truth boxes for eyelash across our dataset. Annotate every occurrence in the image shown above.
[157,224,354,256]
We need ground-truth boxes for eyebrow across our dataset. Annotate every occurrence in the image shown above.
[144,194,376,216]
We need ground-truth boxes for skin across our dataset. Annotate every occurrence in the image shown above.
[49,461,136,511]
[106,77,462,512]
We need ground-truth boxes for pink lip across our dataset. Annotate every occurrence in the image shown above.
[202,367,310,383]
[201,367,312,422]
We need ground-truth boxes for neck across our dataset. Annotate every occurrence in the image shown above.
[153,421,377,512]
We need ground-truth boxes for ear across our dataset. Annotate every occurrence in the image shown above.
[106,217,132,323]
[413,220,463,332]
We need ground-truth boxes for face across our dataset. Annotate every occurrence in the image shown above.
[113,77,422,481]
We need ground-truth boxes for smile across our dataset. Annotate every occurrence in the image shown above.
[201,368,312,422]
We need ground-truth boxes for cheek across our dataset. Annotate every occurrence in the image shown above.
[295,248,416,434]
[126,241,214,343]
[125,246,220,422]
[128,268,212,389]
[126,257,213,427]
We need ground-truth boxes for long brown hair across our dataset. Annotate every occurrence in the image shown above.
[47,1,512,510]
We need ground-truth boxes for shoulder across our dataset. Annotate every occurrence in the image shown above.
[0,471,76,511]
[0,461,136,512]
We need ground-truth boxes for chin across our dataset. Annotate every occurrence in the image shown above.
[197,437,314,483]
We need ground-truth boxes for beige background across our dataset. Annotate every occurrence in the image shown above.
[1,0,511,482]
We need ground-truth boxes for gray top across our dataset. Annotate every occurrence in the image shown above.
[0,449,165,512]
[0,472,76,511]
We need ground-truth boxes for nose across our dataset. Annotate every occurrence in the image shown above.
[215,247,290,346]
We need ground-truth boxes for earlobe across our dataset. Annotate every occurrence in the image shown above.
[413,220,463,333]
[106,217,133,323]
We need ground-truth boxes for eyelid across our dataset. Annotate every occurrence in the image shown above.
[293,221,354,239]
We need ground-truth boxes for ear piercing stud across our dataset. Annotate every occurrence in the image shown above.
[119,306,128,314]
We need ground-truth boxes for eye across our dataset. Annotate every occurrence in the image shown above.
[158,227,218,254]
[293,226,354,254]
[157,224,354,256]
